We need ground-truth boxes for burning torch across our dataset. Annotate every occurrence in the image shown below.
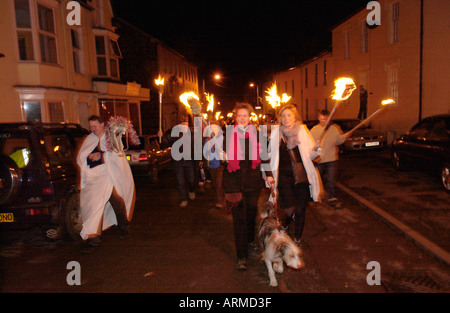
[347,99,395,135]
[319,77,356,140]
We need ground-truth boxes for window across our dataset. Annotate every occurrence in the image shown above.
[95,36,122,78]
[23,101,42,123]
[387,63,399,104]
[71,29,83,73]
[37,4,57,64]
[305,68,308,88]
[109,39,121,78]
[48,102,64,122]
[291,80,295,97]
[344,30,350,59]
[360,21,369,54]
[323,60,327,85]
[391,2,400,44]
[314,64,318,87]
[14,0,34,61]
[95,36,107,76]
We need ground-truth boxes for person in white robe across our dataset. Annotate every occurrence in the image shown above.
[77,116,135,248]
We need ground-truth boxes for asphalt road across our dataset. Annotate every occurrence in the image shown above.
[0,148,449,296]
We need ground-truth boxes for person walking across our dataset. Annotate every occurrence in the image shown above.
[265,105,322,246]
[159,114,196,208]
[358,85,368,120]
[77,115,135,253]
[223,103,268,270]
[310,110,348,209]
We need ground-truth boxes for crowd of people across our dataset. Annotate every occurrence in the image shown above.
[76,103,349,271]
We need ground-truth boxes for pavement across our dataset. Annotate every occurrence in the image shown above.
[336,149,450,266]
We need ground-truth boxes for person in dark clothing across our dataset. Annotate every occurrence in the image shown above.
[222,103,271,270]
[358,85,368,120]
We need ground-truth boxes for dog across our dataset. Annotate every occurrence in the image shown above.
[258,201,305,287]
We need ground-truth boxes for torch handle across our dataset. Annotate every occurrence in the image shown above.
[347,108,383,135]
[318,100,340,140]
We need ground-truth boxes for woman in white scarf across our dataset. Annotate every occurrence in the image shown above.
[266,105,323,245]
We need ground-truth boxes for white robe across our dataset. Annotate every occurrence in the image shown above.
[77,133,135,240]
[265,124,323,203]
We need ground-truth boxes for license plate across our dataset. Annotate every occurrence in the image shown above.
[365,142,380,147]
[0,212,14,223]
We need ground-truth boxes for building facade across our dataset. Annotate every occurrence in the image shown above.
[271,0,449,143]
[0,0,149,132]
[114,18,199,134]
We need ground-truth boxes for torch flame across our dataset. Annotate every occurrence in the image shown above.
[281,93,291,103]
[265,83,291,109]
[179,92,200,109]
[265,83,280,108]
[331,77,356,101]
[381,99,395,106]
[206,93,214,112]
[155,75,164,86]
[215,111,221,121]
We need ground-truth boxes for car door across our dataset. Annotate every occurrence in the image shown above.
[401,118,435,167]
[424,117,450,171]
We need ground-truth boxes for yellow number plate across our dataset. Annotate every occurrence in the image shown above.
[0,212,14,223]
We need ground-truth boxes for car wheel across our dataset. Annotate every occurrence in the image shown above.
[392,150,404,171]
[0,155,23,205]
[63,189,82,240]
[441,164,450,192]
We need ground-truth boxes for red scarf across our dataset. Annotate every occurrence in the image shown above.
[227,124,261,172]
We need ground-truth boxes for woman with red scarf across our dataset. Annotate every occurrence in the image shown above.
[223,103,271,270]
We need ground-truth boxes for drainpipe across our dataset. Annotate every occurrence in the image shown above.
[418,0,424,122]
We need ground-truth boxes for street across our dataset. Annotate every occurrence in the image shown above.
[0,148,449,295]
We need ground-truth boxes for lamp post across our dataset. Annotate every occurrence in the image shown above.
[155,75,164,143]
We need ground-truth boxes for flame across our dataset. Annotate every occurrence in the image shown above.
[381,99,395,106]
[206,93,214,112]
[265,83,291,108]
[265,83,280,108]
[227,113,233,117]
[331,77,356,101]
[155,75,164,86]
[281,93,291,103]
[179,92,199,108]
[215,111,221,121]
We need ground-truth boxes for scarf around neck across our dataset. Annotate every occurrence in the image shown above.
[227,124,261,172]
[281,122,301,149]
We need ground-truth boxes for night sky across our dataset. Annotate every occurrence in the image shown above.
[110,0,367,101]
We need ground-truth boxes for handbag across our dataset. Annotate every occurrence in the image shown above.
[283,135,308,185]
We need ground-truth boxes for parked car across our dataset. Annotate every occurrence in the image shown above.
[305,119,386,152]
[391,114,450,192]
[0,123,89,239]
[124,135,171,181]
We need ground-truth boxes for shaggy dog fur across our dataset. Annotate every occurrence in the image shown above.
[258,202,305,287]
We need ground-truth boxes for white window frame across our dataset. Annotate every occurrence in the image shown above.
[71,28,84,74]
[37,2,58,64]
[93,29,122,79]
[390,2,400,44]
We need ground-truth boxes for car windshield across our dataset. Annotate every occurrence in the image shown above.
[0,132,32,168]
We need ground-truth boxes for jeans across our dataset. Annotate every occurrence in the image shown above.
[173,160,195,201]
[316,161,337,200]
[208,166,224,205]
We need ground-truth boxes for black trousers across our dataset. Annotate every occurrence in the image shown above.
[279,183,310,240]
[231,189,260,260]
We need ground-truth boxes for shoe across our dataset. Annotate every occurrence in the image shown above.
[215,203,223,209]
[189,192,196,200]
[80,241,96,254]
[180,200,188,208]
[236,258,247,270]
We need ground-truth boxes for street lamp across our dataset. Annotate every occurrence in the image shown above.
[249,82,260,109]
